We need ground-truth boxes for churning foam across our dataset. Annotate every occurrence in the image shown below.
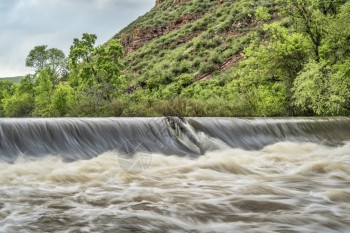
[1,141,350,232]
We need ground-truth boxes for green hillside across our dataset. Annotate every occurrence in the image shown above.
[113,0,350,116]
[0,76,23,83]
[0,0,349,117]
[115,0,263,85]
[111,0,282,116]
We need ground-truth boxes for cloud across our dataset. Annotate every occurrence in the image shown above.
[0,0,154,77]
[93,0,115,9]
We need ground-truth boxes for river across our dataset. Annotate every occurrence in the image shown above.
[0,117,349,232]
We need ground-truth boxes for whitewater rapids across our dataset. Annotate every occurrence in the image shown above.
[0,118,349,232]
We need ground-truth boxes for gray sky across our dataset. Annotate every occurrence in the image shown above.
[0,0,154,77]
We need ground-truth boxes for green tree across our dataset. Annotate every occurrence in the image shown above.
[26,45,66,81]
[47,48,66,73]
[46,48,67,83]
[26,45,48,72]
[69,33,97,70]
[328,59,350,114]
[292,60,331,115]
[2,75,34,117]
[292,60,350,116]
[93,39,125,99]
[52,82,73,116]
[285,0,346,60]
[68,34,125,115]
[291,1,350,115]
[0,80,14,116]
[18,75,35,94]
[320,2,350,63]
[235,22,311,115]
[68,33,98,91]
[33,70,54,117]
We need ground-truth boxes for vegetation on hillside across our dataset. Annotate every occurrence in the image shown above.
[0,0,349,117]
[0,77,23,83]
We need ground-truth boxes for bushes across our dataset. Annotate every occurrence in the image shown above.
[149,97,254,117]
[199,61,216,74]
[2,93,34,117]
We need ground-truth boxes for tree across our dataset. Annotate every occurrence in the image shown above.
[328,59,350,114]
[235,22,311,115]
[26,45,48,72]
[292,59,350,116]
[68,34,125,115]
[292,60,331,115]
[47,48,65,72]
[0,80,14,116]
[52,82,73,116]
[18,75,35,94]
[68,33,98,89]
[93,39,125,99]
[68,34,124,89]
[69,33,97,70]
[1,75,34,117]
[286,0,346,60]
[33,70,54,116]
[320,2,350,63]
[291,1,350,115]
[46,48,67,83]
[26,45,66,80]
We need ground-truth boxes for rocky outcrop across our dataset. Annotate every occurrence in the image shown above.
[120,27,164,54]
[155,0,164,6]
[119,13,204,54]
[119,0,226,54]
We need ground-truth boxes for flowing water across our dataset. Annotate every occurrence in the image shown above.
[0,117,350,233]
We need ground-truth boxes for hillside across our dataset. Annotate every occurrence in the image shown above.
[114,0,274,87]
[110,0,282,116]
[0,0,349,117]
[0,76,23,83]
[110,0,350,117]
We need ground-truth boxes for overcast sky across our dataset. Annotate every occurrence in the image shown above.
[0,0,154,77]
